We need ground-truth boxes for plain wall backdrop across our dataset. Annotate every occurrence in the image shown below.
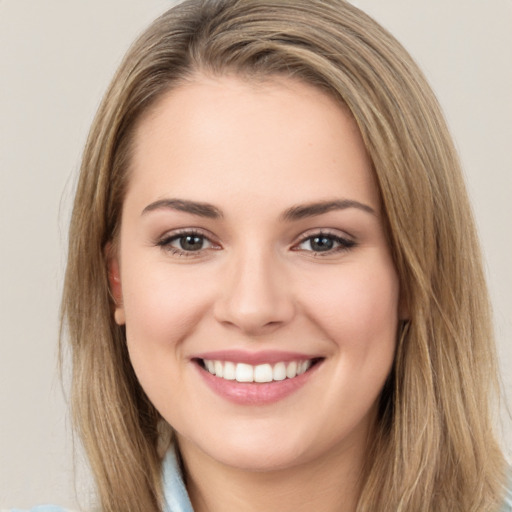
[1,0,511,508]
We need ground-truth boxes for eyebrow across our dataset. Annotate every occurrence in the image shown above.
[141,198,223,219]
[141,198,376,220]
[281,199,376,221]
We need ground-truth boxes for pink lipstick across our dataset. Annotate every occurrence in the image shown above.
[192,350,323,405]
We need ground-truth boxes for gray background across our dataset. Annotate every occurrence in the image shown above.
[1,0,511,508]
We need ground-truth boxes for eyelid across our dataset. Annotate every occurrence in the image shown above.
[157,226,217,241]
[294,228,355,244]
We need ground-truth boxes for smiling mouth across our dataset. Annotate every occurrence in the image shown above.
[196,358,323,383]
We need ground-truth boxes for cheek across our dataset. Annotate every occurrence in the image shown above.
[121,259,215,362]
[301,259,400,349]
[120,261,218,414]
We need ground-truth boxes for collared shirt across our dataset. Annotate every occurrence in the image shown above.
[6,452,512,511]
[161,447,194,512]
[158,451,512,512]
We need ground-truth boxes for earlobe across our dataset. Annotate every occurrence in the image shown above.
[113,307,126,326]
[106,244,126,326]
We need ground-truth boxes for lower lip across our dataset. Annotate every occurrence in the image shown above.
[195,362,321,406]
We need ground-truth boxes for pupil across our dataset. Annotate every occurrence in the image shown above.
[311,236,333,251]
[180,235,203,251]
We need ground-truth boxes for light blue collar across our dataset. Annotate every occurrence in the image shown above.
[160,447,512,512]
[162,447,194,512]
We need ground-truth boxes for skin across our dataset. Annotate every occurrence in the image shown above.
[110,75,400,512]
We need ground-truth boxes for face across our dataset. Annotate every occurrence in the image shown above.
[111,75,400,473]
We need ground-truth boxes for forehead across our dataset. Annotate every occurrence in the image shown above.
[126,75,378,215]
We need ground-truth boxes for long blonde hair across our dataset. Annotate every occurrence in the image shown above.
[61,0,507,510]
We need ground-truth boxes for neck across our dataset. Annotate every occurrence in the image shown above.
[177,436,367,512]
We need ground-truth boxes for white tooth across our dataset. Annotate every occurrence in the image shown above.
[205,360,215,374]
[286,361,298,379]
[297,361,307,375]
[214,360,224,378]
[273,362,287,381]
[254,364,273,383]
[236,363,254,382]
[223,361,236,380]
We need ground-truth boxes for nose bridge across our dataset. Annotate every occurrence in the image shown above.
[215,242,294,334]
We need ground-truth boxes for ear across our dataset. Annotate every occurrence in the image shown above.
[105,243,126,326]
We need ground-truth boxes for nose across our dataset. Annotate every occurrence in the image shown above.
[213,247,296,336]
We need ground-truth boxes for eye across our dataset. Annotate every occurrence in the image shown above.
[157,230,218,256]
[295,232,355,254]
[173,234,209,251]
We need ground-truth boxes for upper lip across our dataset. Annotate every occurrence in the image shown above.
[192,350,321,366]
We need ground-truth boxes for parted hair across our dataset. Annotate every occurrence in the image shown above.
[61,0,507,510]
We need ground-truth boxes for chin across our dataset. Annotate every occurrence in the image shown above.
[179,417,329,473]
[207,440,309,472]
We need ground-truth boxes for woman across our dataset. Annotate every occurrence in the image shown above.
[15,0,511,510]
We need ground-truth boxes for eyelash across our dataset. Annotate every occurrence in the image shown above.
[156,229,356,257]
